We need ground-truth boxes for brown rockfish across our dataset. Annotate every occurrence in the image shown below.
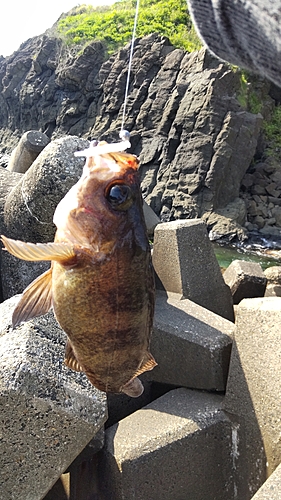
[1,140,157,397]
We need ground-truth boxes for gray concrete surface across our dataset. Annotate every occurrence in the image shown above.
[0,295,107,500]
[98,388,236,500]
[152,219,234,321]
[264,265,281,297]
[224,296,281,499]
[145,291,234,391]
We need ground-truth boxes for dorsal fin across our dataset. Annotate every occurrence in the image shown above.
[12,268,53,327]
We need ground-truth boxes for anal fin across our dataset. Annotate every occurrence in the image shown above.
[64,340,84,372]
[132,351,157,378]
[13,268,53,327]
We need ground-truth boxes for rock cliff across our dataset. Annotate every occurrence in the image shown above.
[0,31,272,240]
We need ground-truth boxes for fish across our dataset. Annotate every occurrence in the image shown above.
[1,139,157,397]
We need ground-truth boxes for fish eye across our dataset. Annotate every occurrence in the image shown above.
[106,184,133,211]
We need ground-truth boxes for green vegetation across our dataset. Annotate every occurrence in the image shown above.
[57,0,202,55]
[236,70,281,158]
[236,70,263,114]
[264,105,281,154]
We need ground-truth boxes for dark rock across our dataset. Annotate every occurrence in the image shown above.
[241,173,254,189]
[266,217,276,225]
[259,225,281,237]
[265,182,281,197]
[203,198,248,242]
[0,33,263,240]
[223,260,267,304]
[252,184,267,196]
[268,196,281,206]
[253,215,265,229]
[264,283,281,297]
[270,170,281,184]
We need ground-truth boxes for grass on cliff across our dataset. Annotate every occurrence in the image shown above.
[57,0,202,54]
[264,105,281,155]
[236,71,264,114]
[237,71,281,158]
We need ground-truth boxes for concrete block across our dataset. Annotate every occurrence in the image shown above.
[264,266,281,297]
[251,463,281,500]
[264,265,281,284]
[0,166,22,302]
[265,283,281,297]
[0,295,107,500]
[98,388,236,500]
[2,136,88,299]
[145,291,234,391]
[223,259,267,304]
[45,429,104,500]
[7,130,50,173]
[152,219,234,321]
[224,297,281,499]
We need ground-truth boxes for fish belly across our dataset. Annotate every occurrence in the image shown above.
[51,251,153,393]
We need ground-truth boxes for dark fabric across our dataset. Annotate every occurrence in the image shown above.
[187,0,281,87]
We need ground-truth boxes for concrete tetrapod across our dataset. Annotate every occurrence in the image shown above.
[224,296,281,499]
[98,388,237,500]
[0,295,107,500]
[152,219,234,321]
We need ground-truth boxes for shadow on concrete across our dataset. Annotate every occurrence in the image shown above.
[43,477,69,500]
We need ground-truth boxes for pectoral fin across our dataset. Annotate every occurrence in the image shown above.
[64,340,84,372]
[13,268,53,327]
[1,235,75,262]
[132,351,157,378]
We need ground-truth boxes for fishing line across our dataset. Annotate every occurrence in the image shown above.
[120,0,141,137]
[21,176,50,225]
